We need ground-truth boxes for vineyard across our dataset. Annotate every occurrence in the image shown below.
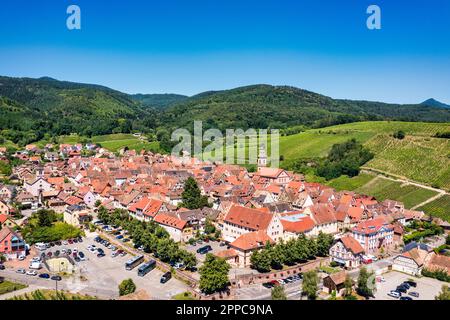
[417,195,450,222]
[355,177,439,209]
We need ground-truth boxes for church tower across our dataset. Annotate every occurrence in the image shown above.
[257,144,267,171]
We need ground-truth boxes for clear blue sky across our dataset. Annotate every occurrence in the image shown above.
[0,0,449,104]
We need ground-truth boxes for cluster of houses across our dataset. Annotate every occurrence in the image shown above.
[0,144,449,278]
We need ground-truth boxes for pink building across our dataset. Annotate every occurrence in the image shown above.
[0,227,26,259]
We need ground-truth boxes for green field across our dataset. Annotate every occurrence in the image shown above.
[0,281,27,295]
[326,173,376,191]
[354,176,439,209]
[57,134,161,153]
[417,195,450,222]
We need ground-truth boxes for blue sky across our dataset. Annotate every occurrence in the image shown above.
[0,0,449,103]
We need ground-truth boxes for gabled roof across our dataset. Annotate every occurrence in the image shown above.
[280,215,315,233]
[224,205,274,230]
[154,213,186,230]
[339,235,364,255]
[230,230,274,251]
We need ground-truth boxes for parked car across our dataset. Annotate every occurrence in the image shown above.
[51,275,62,281]
[0,264,5,270]
[174,262,184,269]
[160,271,172,284]
[39,273,50,279]
[55,241,62,246]
[73,238,79,243]
[74,256,81,262]
[26,270,38,276]
[408,291,420,298]
[16,268,26,274]
[277,279,286,285]
[401,282,411,289]
[62,240,68,245]
[388,290,401,298]
[97,252,105,258]
[55,250,60,256]
[400,296,413,300]
[269,280,280,286]
[262,282,274,289]
[66,249,72,255]
[396,286,407,293]
[47,252,53,257]
[112,251,119,258]
[68,239,73,244]
[405,281,417,288]
[18,255,26,261]
[116,235,124,240]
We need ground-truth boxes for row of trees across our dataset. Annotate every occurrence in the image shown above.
[250,232,334,273]
[97,207,197,269]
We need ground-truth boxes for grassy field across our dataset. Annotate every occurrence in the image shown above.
[354,176,439,209]
[57,134,161,153]
[417,195,450,222]
[326,173,376,191]
[8,289,97,300]
[0,280,27,295]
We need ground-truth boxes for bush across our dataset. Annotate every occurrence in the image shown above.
[422,268,450,282]
[119,279,136,296]
[393,130,405,139]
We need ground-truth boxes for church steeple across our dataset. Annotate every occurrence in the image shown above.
[257,144,267,171]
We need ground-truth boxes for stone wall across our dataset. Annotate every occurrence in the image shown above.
[231,257,330,287]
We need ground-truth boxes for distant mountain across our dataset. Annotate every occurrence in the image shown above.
[421,98,450,109]
[161,84,450,131]
[130,93,188,109]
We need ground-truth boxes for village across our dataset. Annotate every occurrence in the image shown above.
[0,142,449,300]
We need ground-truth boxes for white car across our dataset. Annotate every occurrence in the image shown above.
[72,249,78,254]
[62,240,68,245]
[31,257,41,263]
[61,249,67,254]
[388,291,401,298]
[18,255,26,261]
[16,268,26,274]
[277,279,286,285]
[26,270,37,276]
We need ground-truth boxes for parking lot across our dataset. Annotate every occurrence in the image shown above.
[1,232,190,299]
[373,271,446,300]
[184,239,224,262]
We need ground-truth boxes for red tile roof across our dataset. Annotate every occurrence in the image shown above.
[154,213,186,230]
[230,230,274,251]
[339,235,364,255]
[224,205,273,230]
[281,216,315,233]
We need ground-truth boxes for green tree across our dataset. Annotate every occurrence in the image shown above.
[316,232,334,257]
[181,177,209,209]
[199,254,230,294]
[271,285,287,300]
[344,275,353,297]
[435,285,450,300]
[37,209,55,227]
[302,270,319,300]
[118,279,136,296]
[179,250,197,270]
[250,249,272,273]
[356,267,375,298]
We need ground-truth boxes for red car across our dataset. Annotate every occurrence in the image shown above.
[47,252,53,257]
[68,239,74,244]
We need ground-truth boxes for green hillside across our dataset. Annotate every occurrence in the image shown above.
[162,85,450,132]
[131,93,188,109]
[0,76,160,144]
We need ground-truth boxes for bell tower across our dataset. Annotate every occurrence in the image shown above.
[257,144,267,171]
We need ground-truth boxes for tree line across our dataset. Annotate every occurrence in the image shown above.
[250,232,334,273]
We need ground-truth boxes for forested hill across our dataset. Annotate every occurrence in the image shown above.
[1,76,450,146]
[0,76,160,145]
[130,93,188,109]
[161,85,450,131]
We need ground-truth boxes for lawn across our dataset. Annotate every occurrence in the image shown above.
[172,291,196,300]
[8,289,97,300]
[326,173,376,191]
[355,177,439,209]
[417,195,450,222]
[0,281,27,295]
